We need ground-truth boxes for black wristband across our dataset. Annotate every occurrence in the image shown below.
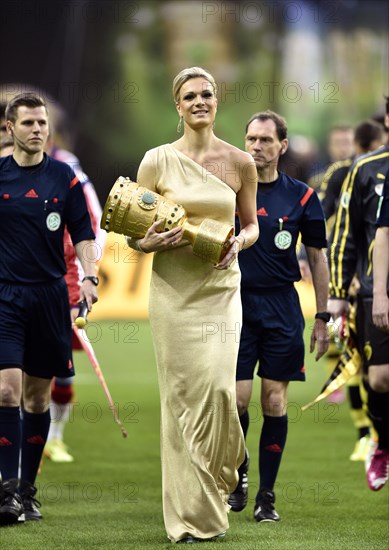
[82,276,99,286]
[315,311,331,323]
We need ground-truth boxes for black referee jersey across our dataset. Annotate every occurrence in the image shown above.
[0,153,95,284]
[236,171,327,290]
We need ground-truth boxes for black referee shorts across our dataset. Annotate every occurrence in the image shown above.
[237,285,306,382]
[0,278,74,379]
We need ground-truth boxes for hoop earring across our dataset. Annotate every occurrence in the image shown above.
[176,116,183,133]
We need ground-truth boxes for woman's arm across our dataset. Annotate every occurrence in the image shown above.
[216,152,259,270]
[235,153,259,250]
[372,226,389,331]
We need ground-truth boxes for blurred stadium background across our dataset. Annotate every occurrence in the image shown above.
[1,0,388,319]
[0,3,388,548]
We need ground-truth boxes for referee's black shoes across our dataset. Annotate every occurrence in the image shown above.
[228,448,250,512]
[0,479,25,525]
[19,480,42,521]
[254,488,280,522]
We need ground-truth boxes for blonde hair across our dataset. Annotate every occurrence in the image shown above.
[172,67,217,103]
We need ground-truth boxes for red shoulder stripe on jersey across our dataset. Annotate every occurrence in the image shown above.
[300,187,313,206]
[70,176,79,189]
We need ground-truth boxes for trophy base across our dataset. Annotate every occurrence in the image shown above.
[185,219,234,264]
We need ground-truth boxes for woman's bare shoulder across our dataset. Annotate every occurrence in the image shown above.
[217,139,254,165]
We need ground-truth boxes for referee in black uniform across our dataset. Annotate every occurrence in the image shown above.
[229,111,330,523]
[0,93,98,524]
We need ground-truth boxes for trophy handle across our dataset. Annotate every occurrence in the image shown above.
[183,219,234,264]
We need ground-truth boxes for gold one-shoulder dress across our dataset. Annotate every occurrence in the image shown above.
[138,144,245,543]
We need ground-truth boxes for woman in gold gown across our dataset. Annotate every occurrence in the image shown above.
[128,67,259,543]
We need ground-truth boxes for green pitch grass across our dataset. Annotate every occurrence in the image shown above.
[2,321,387,549]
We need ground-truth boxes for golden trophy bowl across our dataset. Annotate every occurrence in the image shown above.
[101,177,234,264]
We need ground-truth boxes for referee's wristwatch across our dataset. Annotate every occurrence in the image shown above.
[315,311,331,323]
[82,276,99,286]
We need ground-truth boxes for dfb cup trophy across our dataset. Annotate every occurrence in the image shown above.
[101,177,234,264]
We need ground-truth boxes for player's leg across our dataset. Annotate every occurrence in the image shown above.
[357,297,389,490]
[347,373,371,461]
[366,363,389,491]
[45,376,74,462]
[45,311,81,462]
[19,374,52,520]
[19,279,74,519]
[228,293,259,513]
[0,368,24,525]
[254,378,288,523]
[0,284,28,525]
[254,287,305,523]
